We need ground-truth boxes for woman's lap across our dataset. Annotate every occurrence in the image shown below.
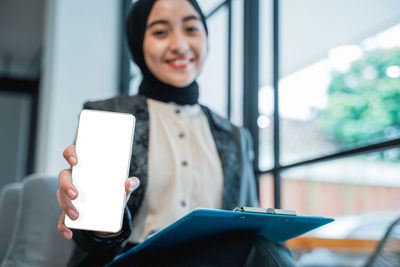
[115,231,296,267]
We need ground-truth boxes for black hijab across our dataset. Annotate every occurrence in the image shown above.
[126,0,208,105]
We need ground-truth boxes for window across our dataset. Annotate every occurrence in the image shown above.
[121,0,400,264]
[258,0,274,170]
[197,5,228,117]
[257,1,400,263]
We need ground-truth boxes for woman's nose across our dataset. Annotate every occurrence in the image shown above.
[169,31,189,53]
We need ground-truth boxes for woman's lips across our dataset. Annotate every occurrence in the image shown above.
[166,58,193,70]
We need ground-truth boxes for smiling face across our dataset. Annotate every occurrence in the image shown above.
[143,0,208,87]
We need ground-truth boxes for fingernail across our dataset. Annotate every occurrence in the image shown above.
[69,209,78,220]
[68,189,76,199]
[69,156,77,165]
[130,179,140,190]
[64,231,71,239]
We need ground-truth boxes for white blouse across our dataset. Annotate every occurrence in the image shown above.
[129,98,223,243]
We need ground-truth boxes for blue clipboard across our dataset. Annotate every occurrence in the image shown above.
[107,208,333,266]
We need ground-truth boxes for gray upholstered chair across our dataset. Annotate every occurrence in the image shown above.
[1,174,73,267]
[0,182,23,262]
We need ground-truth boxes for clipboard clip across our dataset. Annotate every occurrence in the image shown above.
[233,207,296,216]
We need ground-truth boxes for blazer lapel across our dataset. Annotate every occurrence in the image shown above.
[124,95,150,218]
[201,106,241,210]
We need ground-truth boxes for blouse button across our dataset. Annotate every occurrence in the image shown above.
[180,200,186,207]
[175,109,181,114]
[179,132,185,138]
[182,161,188,167]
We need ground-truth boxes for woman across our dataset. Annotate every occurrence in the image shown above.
[57,0,296,266]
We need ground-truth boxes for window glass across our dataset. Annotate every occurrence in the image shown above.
[197,6,228,117]
[197,0,226,16]
[277,149,400,265]
[279,150,400,218]
[277,0,400,165]
[258,0,274,170]
[258,173,274,209]
[230,0,244,126]
[128,62,141,95]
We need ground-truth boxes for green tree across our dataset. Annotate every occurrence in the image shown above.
[318,47,400,147]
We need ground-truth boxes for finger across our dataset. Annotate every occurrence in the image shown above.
[58,212,73,239]
[58,169,77,200]
[124,177,140,206]
[125,177,140,194]
[63,145,77,166]
[56,189,79,220]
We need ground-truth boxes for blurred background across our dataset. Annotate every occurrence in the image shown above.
[0,0,399,266]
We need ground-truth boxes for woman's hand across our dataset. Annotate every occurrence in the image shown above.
[56,145,140,239]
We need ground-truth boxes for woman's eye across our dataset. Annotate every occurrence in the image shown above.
[153,30,167,37]
[186,27,199,33]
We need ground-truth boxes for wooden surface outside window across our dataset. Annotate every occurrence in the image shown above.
[285,237,379,253]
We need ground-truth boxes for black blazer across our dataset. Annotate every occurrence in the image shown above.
[69,94,259,266]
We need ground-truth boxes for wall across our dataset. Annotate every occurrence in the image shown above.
[35,0,122,175]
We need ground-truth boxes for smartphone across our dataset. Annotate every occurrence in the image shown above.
[65,109,135,233]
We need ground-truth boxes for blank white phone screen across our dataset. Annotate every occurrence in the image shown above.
[65,109,135,233]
